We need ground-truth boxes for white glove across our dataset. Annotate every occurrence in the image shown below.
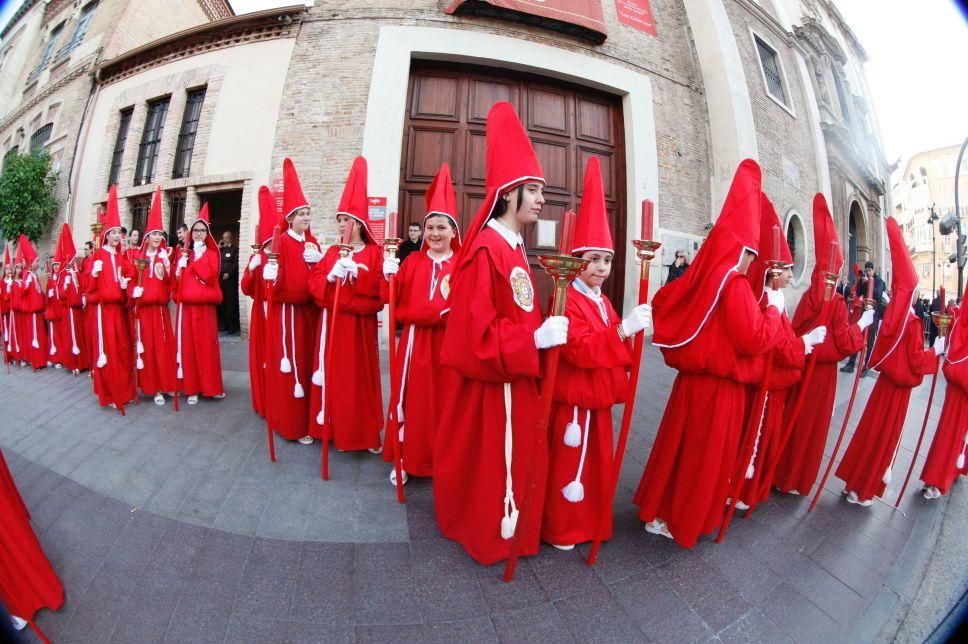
[881,291,890,304]
[47,289,54,298]
[801,326,827,355]
[119,276,130,290]
[383,257,400,279]
[132,286,143,299]
[4,278,11,286]
[338,257,359,280]
[327,261,348,283]
[303,248,324,264]
[177,256,188,271]
[933,336,946,355]
[63,276,71,289]
[765,286,785,312]
[857,308,875,331]
[534,316,569,349]
[621,304,653,337]
[262,262,278,281]
[81,295,86,308]
[248,254,262,270]
[160,253,170,267]
[92,260,103,277]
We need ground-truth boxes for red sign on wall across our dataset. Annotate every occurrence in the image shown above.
[614,0,656,36]
[446,0,607,44]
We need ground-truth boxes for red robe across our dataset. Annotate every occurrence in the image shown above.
[307,243,384,450]
[773,301,863,494]
[44,272,67,365]
[0,449,63,634]
[1,278,19,364]
[920,316,968,494]
[433,226,545,565]
[173,246,224,397]
[17,273,48,370]
[836,313,937,502]
[633,275,781,548]
[381,251,455,477]
[263,232,319,440]
[86,246,136,408]
[241,250,269,418]
[60,268,91,372]
[541,282,631,547]
[132,251,177,396]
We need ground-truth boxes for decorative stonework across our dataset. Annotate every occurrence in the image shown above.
[196,0,234,22]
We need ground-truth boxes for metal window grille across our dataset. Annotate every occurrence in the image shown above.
[130,197,150,237]
[755,37,787,105]
[172,88,206,179]
[786,223,797,265]
[108,108,133,188]
[168,192,187,243]
[27,23,64,83]
[134,98,170,186]
[29,124,53,152]
[54,2,98,62]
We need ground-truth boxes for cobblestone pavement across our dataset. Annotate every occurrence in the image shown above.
[1,335,964,643]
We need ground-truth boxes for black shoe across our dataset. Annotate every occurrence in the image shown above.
[840,365,854,373]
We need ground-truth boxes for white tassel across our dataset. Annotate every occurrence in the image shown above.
[294,381,305,398]
[882,467,892,485]
[500,509,519,540]
[177,366,183,378]
[136,357,144,370]
[280,357,292,373]
[746,463,756,480]
[137,340,144,354]
[31,314,39,348]
[311,370,324,386]
[563,405,581,447]
[49,345,56,356]
[957,453,965,469]
[32,338,39,349]
[501,382,518,541]
[97,353,107,368]
[316,410,325,425]
[72,344,79,355]
[746,393,768,480]
[562,480,585,503]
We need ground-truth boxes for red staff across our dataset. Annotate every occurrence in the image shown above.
[382,213,406,502]
[894,290,952,507]
[503,211,584,582]
[320,222,356,480]
[261,224,283,462]
[587,200,659,566]
[717,225,783,542]
[809,267,877,511]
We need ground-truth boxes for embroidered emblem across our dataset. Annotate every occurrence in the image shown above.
[440,274,451,300]
[509,266,534,312]
[153,262,165,280]
[305,242,320,253]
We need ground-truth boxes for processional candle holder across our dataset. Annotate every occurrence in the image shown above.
[133,258,149,288]
[538,254,589,315]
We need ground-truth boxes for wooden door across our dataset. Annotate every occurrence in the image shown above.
[399,62,627,313]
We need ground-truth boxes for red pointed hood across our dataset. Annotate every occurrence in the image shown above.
[337,156,373,241]
[54,223,77,266]
[102,185,123,245]
[423,163,461,252]
[188,203,219,252]
[572,156,613,255]
[282,157,310,220]
[2,244,10,268]
[258,185,280,246]
[868,217,918,370]
[454,101,544,271]
[652,159,763,348]
[746,192,793,302]
[140,186,167,253]
[792,194,843,334]
[946,306,966,364]
[17,235,38,270]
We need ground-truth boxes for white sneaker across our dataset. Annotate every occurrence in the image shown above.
[212,393,226,399]
[368,445,383,455]
[734,500,750,511]
[389,469,409,486]
[298,435,314,445]
[846,491,872,507]
[644,519,673,539]
[11,615,27,630]
[922,486,941,500]
[187,395,199,405]
[788,489,801,496]
[154,393,165,405]
[54,363,62,369]
[550,543,575,551]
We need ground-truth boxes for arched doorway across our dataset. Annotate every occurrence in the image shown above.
[848,200,866,271]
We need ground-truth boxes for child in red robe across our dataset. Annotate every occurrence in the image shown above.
[773,195,871,496]
[130,187,178,405]
[633,160,784,548]
[381,163,461,482]
[61,252,91,374]
[86,185,136,410]
[173,204,225,404]
[15,237,48,371]
[835,217,944,506]
[307,157,385,452]
[920,308,967,499]
[1,250,13,365]
[261,159,322,442]
[540,157,649,550]
[44,260,65,368]
[433,102,568,565]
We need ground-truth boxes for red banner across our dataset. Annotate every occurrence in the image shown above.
[446,0,607,44]
[614,0,656,36]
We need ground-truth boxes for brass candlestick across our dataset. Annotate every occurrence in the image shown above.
[821,269,838,301]
[538,254,590,315]
[932,311,954,338]
[767,259,785,283]
[133,258,149,288]
[384,237,402,261]
[632,239,662,281]
[91,221,104,251]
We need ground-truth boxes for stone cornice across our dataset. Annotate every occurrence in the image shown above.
[0,0,41,40]
[0,53,95,132]
[197,0,235,22]
[734,0,807,57]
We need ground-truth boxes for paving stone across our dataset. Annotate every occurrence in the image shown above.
[352,542,420,626]
[290,541,354,625]
[758,583,842,644]
[554,585,647,642]
[355,618,498,643]
[718,608,794,644]
[490,602,574,642]
[232,537,301,620]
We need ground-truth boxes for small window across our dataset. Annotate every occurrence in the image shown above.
[29,123,53,152]
[27,23,64,83]
[754,35,788,106]
[55,2,98,61]
[785,212,806,280]
[168,191,187,243]
[108,108,133,187]
[172,88,206,179]
[134,97,170,186]
[129,196,150,237]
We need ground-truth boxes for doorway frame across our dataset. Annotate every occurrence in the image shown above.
[361,25,658,313]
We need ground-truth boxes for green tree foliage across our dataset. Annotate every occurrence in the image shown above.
[0,150,59,242]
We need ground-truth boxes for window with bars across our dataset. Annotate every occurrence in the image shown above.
[27,23,64,83]
[755,35,788,106]
[108,108,133,187]
[168,191,187,244]
[29,124,53,152]
[134,97,170,186]
[129,197,151,237]
[172,88,206,179]
[54,2,98,62]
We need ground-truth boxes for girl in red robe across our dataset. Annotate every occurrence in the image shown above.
[835,217,943,506]
[308,157,385,452]
[633,160,784,548]
[920,309,967,498]
[261,160,321,442]
[2,254,19,366]
[60,258,91,374]
[130,188,178,405]
[773,195,870,496]
[240,185,278,419]
[433,102,568,565]
[540,157,647,550]
[86,186,137,410]
[44,261,65,368]
[173,204,225,404]
[15,237,49,371]
[381,163,461,482]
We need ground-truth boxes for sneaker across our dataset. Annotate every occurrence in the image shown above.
[212,393,226,399]
[54,363,62,369]
[108,402,117,409]
[550,543,575,551]
[389,469,409,486]
[368,445,383,455]
[298,435,314,445]
[788,490,801,496]
[734,500,750,511]
[72,369,80,376]
[922,486,941,500]
[644,519,673,539]
[154,393,165,405]
[187,395,199,405]
[11,615,27,631]
[846,491,872,507]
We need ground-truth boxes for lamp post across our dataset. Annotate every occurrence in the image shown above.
[955,136,967,298]
[929,205,939,299]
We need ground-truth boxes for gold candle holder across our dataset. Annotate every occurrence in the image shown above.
[932,312,954,337]
[821,270,838,301]
[384,237,402,261]
[133,258,149,288]
[631,239,662,281]
[538,254,590,316]
[337,243,354,260]
[91,221,104,251]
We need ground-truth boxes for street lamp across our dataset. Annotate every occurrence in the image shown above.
[929,206,939,299]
